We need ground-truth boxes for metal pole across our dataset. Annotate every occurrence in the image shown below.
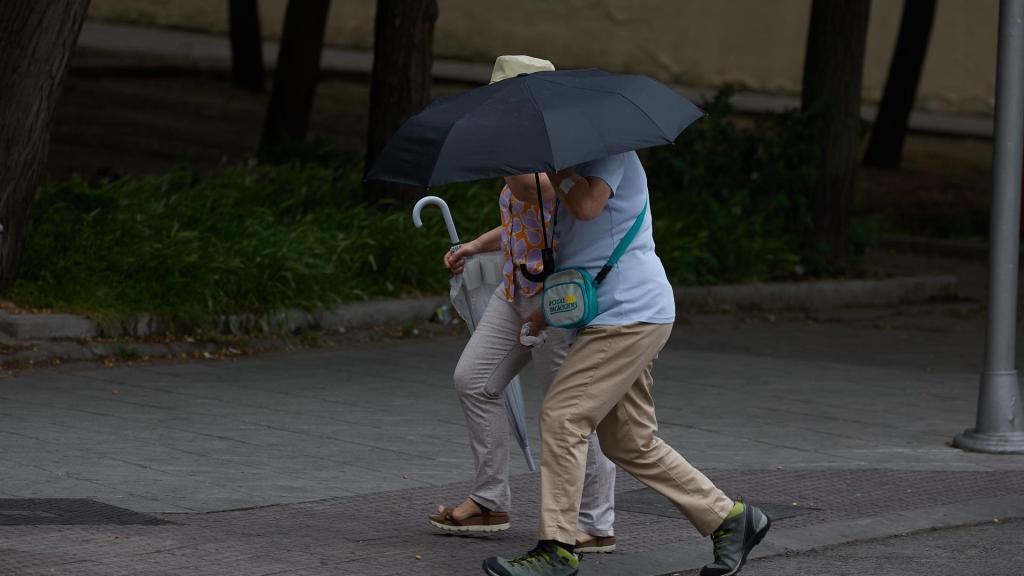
[954,0,1024,453]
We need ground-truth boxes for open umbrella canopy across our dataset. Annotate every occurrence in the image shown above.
[367,68,703,188]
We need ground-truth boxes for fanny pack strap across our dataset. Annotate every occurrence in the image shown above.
[594,199,648,285]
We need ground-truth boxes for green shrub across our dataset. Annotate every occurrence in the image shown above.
[12,161,497,327]
[646,90,816,284]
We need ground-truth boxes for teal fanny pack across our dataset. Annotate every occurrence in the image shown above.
[542,200,648,329]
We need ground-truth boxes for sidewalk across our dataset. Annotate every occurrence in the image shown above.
[1,304,1022,575]
[742,519,1024,576]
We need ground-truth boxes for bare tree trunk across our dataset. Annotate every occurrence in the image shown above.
[228,0,266,92]
[0,0,90,291]
[863,0,937,169]
[801,0,872,262]
[258,0,331,161]
[364,0,438,205]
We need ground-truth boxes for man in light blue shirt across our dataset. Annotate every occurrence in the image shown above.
[483,152,771,576]
[553,151,675,328]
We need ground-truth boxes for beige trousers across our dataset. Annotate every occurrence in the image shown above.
[538,322,733,544]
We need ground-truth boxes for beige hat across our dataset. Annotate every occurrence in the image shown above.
[489,54,555,84]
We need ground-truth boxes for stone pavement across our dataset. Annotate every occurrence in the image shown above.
[734,518,1024,576]
[1,307,1023,575]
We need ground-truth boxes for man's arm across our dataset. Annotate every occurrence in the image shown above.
[547,170,612,221]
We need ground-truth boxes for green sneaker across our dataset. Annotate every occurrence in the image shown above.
[482,541,580,576]
[700,502,772,576]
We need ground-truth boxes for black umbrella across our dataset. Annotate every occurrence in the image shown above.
[367,68,703,280]
[366,68,703,188]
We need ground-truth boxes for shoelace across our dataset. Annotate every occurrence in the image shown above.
[509,547,552,567]
[712,528,731,559]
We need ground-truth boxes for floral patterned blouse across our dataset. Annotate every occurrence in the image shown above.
[499,185,556,303]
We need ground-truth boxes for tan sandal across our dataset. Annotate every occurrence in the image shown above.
[428,504,510,534]
[575,535,616,553]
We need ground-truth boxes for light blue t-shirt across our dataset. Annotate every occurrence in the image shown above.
[553,151,675,327]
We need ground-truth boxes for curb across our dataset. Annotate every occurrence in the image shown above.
[109,297,450,338]
[0,297,450,341]
[878,234,989,260]
[676,275,959,312]
[0,312,97,340]
[0,339,260,368]
[0,276,957,342]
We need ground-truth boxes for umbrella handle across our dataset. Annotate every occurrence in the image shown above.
[412,196,461,248]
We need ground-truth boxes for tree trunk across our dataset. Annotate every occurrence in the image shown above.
[364,0,439,205]
[801,0,872,262]
[0,1,90,291]
[228,0,266,92]
[863,0,937,169]
[258,0,331,161]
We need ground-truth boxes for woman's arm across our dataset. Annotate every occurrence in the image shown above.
[443,225,502,275]
[471,225,503,252]
[505,173,556,203]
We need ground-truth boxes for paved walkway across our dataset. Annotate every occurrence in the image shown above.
[1,307,1023,575]
[738,519,1024,576]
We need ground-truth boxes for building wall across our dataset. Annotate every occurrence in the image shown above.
[86,0,999,115]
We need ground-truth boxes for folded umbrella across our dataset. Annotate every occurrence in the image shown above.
[454,249,537,472]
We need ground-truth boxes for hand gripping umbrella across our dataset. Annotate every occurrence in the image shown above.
[368,68,703,278]
[412,196,538,471]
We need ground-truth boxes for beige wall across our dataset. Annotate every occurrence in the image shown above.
[87,0,999,115]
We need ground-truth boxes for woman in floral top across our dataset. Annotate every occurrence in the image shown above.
[428,168,617,553]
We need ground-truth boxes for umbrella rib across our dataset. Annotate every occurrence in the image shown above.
[610,91,674,142]
[521,81,558,171]
[427,112,471,187]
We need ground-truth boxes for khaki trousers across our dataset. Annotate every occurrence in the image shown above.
[538,322,733,544]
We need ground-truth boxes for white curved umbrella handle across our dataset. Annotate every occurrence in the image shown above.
[412,196,460,247]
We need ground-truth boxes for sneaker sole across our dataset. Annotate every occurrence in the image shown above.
[431,519,510,533]
[482,561,578,576]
